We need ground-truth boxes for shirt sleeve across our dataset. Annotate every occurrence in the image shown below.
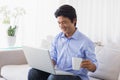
[83,40,98,70]
[49,37,57,63]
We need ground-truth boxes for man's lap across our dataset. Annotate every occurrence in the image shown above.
[48,74,81,80]
[28,68,81,80]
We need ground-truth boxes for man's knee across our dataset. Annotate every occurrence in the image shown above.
[28,68,39,75]
[28,68,41,80]
[28,68,50,80]
[47,75,57,80]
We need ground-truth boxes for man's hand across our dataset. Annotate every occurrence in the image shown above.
[52,59,56,67]
[80,60,96,72]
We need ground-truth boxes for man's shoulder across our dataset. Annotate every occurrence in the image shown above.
[77,31,94,45]
[77,31,91,40]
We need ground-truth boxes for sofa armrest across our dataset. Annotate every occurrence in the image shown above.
[118,73,120,80]
[0,48,27,76]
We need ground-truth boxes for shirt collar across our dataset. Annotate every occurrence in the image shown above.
[61,28,79,40]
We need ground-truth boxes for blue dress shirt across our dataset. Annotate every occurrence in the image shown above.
[50,29,98,80]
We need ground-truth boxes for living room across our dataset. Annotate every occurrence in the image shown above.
[0,0,120,80]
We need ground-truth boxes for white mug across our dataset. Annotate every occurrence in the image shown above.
[72,57,82,70]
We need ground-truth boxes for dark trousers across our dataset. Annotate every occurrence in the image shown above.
[28,68,81,80]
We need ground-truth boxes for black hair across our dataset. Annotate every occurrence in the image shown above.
[54,4,77,26]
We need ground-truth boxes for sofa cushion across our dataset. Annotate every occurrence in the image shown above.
[89,76,101,80]
[1,64,30,80]
[0,78,5,80]
[89,45,120,80]
[1,64,102,80]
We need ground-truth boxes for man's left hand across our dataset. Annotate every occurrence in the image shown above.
[80,60,96,72]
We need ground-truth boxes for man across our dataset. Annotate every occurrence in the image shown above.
[28,4,98,80]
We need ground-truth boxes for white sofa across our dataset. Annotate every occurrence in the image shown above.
[0,42,120,80]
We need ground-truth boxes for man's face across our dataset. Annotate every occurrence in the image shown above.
[57,16,76,35]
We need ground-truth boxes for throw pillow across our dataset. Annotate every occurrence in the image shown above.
[89,46,120,80]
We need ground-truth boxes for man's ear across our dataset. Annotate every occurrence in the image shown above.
[73,18,77,25]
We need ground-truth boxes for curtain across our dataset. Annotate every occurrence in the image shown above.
[59,0,120,44]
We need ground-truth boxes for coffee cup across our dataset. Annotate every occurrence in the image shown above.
[72,57,82,70]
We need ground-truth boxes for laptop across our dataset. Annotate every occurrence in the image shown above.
[23,46,73,75]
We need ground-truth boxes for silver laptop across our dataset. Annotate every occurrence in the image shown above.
[23,46,73,75]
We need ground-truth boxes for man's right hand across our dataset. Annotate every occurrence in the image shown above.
[52,59,56,67]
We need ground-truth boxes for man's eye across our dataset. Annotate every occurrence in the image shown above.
[62,22,66,24]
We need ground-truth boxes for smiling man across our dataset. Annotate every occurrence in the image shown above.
[28,4,98,80]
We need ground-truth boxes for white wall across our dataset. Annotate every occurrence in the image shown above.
[22,0,60,47]
[0,0,59,48]
[0,0,29,47]
[1,0,120,48]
